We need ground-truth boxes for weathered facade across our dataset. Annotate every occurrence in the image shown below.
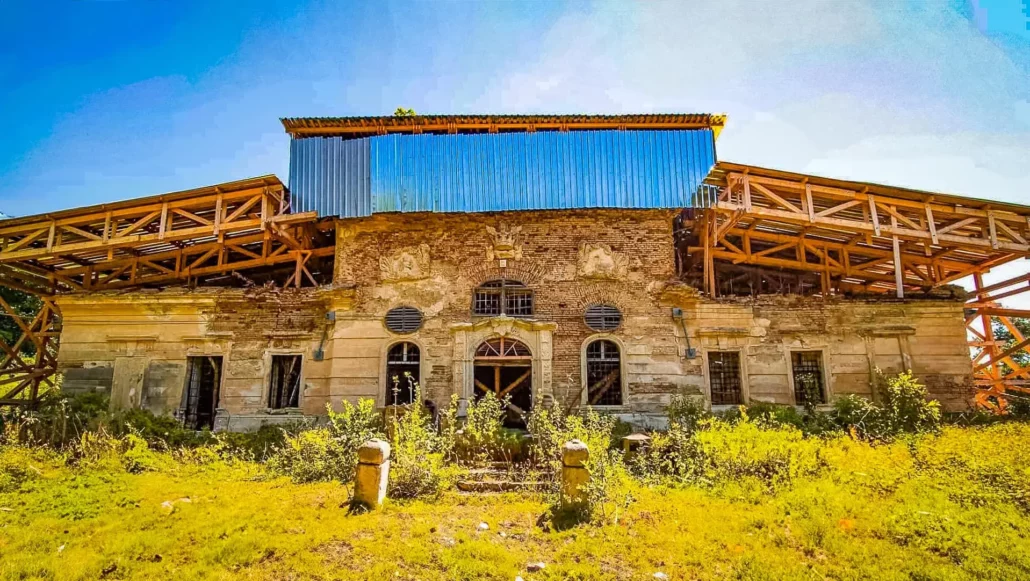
[54,207,973,430]
[5,113,1027,424]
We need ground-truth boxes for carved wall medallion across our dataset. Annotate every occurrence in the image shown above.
[486,222,523,261]
[379,243,431,282]
[577,242,629,280]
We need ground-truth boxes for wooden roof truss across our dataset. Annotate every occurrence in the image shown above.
[0,178,336,407]
[697,167,1030,411]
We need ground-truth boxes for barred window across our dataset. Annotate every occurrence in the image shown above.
[386,342,420,406]
[473,279,533,317]
[791,351,826,405]
[584,304,622,332]
[708,351,742,405]
[586,340,622,406]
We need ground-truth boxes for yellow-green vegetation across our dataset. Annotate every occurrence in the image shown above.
[1,420,1029,580]
[1,374,1027,579]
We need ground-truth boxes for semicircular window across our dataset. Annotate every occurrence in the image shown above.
[384,306,423,334]
[584,304,622,332]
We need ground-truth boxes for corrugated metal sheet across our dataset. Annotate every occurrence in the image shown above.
[289,129,716,217]
[289,136,371,216]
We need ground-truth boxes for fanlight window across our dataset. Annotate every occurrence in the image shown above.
[386,342,420,405]
[473,279,533,317]
[475,336,532,359]
[585,340,622,406]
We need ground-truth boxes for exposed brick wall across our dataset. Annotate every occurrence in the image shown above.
[332,209,685,409]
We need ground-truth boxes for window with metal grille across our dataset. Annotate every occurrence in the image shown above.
[473,279,533,317]
[584,304,622,332]
[791,351,826,405]
[386,342,420,405]
[384,306,423,334]
[708,351,742,405]
[586,340,623,406]
[269,354,302,409]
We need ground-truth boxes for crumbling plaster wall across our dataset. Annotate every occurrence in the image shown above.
[330,209,974,416]
[56,287,335,430]
[52,209,976,431]
[686,296,973,411]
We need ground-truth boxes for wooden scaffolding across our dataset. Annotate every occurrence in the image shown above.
[698,162,1030,411]
[0,176,335,407]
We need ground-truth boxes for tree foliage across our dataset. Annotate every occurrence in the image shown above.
[393,107,417,117]
[0,286,41,355]
[991,317,1030,372]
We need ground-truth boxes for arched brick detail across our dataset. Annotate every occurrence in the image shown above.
[463,261,550,287]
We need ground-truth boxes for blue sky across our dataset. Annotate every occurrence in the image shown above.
[1,0,1028,223]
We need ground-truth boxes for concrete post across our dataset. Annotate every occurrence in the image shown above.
[353,439,391,510]
[561,439,589,509]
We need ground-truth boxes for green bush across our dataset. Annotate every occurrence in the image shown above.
[120,433,162,473]
[833,371,941,441]
[628,421,702,483]
[440,392,519,464]
[694,414,824,486]
[268,398,383,483]
[666,393,709,432]
[387,386,454,499]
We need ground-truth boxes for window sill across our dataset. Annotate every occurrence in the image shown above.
[265,408,304,415]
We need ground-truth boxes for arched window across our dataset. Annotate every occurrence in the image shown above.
[473,279,533,317]
[585,339,622,406]
[386,342,420,405]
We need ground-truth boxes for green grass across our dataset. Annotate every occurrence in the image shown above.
[2,423,1030,580]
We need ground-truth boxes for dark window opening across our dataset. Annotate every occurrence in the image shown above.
[183,356,222,431]
[473,279,533,317]
[791,351,826,405]
[708,351,743,405]
[386,342,420,405]
[586,340,622,406]
[269,354,302,409]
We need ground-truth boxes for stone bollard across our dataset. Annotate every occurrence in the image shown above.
[353,439,391,510]
[561,439,590,509]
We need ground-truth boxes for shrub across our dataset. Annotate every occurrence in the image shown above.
[527,407,619,479]
[268,399,383,483]
[628,421,702,483]
[528,407,634,525]
[693,415,824,486]
[666,393,709,432]
[441,392,518,464]
[214,423,302,461]
[387,386,454,499]
[120,433,162,473]
[833,371,941,441]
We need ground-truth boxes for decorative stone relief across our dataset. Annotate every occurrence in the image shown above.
[486,222,523,262]
[577,242,629,280]
[379,243,431,282]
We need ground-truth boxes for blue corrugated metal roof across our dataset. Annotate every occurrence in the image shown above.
[289,129,716,217]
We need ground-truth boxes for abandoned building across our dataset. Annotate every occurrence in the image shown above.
[0,114,1028,430]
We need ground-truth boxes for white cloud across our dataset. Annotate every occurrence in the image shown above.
[480,0,1030,304]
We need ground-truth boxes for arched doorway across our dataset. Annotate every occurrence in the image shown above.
[473,336,532,428]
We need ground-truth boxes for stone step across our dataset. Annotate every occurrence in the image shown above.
[455,479,549,493]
